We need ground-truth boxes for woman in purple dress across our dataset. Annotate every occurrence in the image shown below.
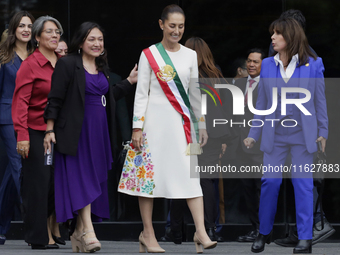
[43,22,137,253]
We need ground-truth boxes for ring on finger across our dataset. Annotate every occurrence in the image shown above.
[21,148,24,151]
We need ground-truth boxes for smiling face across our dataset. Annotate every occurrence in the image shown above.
[15,16,32,43]
[159,12,185,45]
[36,21,60,51]
[55,41,68,56]
[246,52,262,78]
[80,28,104,59]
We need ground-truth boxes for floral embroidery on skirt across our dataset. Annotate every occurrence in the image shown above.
[118,132,155,195]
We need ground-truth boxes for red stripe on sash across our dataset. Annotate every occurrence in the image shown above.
[143,47,191,144]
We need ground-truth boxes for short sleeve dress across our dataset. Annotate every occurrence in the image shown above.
[118,44,204,198]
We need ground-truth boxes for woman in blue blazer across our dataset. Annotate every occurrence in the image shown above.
[0,11,34,245]
[244,17,328,254]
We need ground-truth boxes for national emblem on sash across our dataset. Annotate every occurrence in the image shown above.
[157,64,176,82]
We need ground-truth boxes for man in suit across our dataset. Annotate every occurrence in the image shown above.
[235,48,265,242]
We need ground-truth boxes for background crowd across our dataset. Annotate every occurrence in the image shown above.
[0,0,339,254]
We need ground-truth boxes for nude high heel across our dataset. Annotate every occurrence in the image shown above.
[81,230,101,253]
[193,232,217,254]
[139,232,165,253]
[70,233,86,253]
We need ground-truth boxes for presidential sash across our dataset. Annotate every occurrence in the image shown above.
[143,43,200,154]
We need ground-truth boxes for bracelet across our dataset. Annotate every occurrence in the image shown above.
[133,128,142,132]
[44,130,54,135]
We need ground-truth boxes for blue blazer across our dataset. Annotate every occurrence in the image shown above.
[248,56,328,154]
[0,54,22,124]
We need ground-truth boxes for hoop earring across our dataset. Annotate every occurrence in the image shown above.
[78,48,81,54]
[100,50,105,56]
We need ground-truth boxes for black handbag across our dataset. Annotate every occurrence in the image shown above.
[313,141,326,231]
[313,141,326,187]
[116,141,131,168]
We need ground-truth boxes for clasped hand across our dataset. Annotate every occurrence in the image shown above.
[131,129,209,151]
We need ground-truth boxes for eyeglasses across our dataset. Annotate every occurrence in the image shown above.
[42,29,63,36]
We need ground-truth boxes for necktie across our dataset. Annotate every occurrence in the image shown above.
[245,79,255,106]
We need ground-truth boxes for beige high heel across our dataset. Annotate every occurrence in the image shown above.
[139,231,165,253]
[81,230,101,253]
[70,233,86,253]
[193,232,217,254]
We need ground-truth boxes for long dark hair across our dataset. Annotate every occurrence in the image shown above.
[269,17,317,66]
[0,11,35,65]
[185,37,223,79]
[68,22,108,72]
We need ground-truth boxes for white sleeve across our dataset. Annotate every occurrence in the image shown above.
[132,51,151,129]
[189,51,206,129]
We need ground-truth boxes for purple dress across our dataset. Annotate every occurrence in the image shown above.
[54,70,112,222]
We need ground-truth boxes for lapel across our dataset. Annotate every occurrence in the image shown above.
[267,58,278,103]
[75,55,86,104]
[237,78,247,92]
[12,54,22,71]
[298,60,311,91]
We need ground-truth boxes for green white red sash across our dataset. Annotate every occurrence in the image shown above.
[143,43,198,145]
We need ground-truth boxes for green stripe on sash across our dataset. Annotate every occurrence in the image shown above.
[155,43,199,142]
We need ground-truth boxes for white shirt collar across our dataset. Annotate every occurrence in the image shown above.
[274,53,299,82]
[274,53,299,67]
[248,75,260,83]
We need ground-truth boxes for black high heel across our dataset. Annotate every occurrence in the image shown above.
[251,231,272,253]
[52,234,66,245]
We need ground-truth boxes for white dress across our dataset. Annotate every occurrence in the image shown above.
[118,44,205,198]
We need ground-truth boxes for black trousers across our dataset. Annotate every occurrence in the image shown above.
[236,143,263,230]
[21,128,55,245]
[198,138,222,229]
[170,138,222,231]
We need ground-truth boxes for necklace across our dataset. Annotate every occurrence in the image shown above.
[83,64,98,74]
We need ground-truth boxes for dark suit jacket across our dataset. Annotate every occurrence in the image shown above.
[0,54,22,124]
[234,77,262,154]
[199,74,235,142]
[44,54,134,157]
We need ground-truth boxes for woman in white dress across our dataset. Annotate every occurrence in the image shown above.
[118,4,217,254]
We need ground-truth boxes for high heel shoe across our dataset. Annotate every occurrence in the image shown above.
[251,231,272,253]
[193,232,217,254]
[81,230,101,253]
[70,233,86,253]
[52,234,66,245]
[139,231,165,253]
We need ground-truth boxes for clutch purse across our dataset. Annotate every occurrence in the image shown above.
[185,143,203,155]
